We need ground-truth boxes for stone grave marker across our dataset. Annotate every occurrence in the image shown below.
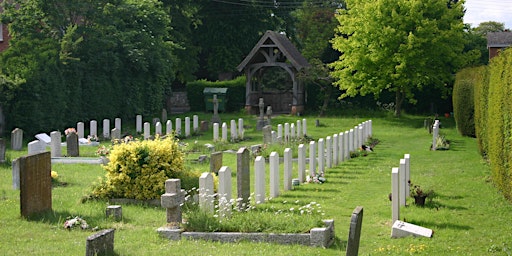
[346,206,364,256]
[35,133,51,145]
[175,118,182,136]
[404,154,411,195]
[166,120,173,135]
[262,125,272,145]
[221,122,228,142]
[302,118,307,136]
[106,205,122,221]
[200,121,208,132]
[77,122,85,138]
[284,148,292,191]
[193,115,199,133]
[115,118,121,132]
[271,131,277,144]
[333,134,338,166]
[90,120,97,137]
[344,131,350,159]
[254,156,265,204]
[161,179,184,228]
[318,139,325,174]
[0,138,5,163]
[19,151,52,218]
[136,114,142,133]
[162,109,168,126]
[290,123,295,140]
[277,124,283,143]
[103,119,110,139]
[199,172,214,213]
[266,105,272,125]
[211,94,221,124]
[348,129,354,153]
[144,122,151,140]
[185,117,191,137]
[256,98,268,131]
[298,144,306,183]
[399,158,407,206]
[391,167,400,224]
[391,220,433,238]
[210,151,222,173]
[155,122,162,136]
[326,136,332,168]
[238,118,244,139]
[270,151,280,198]
[338,132,344,162]
[230,120,237,141]
[284,123,290,142]
[111,128,121,140]
[296,120,301,138]
[218,166,232,218]
[432,120,440,150]
[236,147,250,210]
[309,141,316,177]
[50,131,62,157]
[12,158,20,189]
[66,132,79,157]
[11,128,23,150]
[213,123,219,141]
[85,229,115,256]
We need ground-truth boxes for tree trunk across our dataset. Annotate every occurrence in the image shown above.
[319,84,332,117]
[394,90,404,117]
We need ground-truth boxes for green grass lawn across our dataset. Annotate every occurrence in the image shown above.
[1,112,511,255]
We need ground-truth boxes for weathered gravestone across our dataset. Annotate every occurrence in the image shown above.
[106,205,122,221]
[256,98,269,131]
[77,122,85,138]
[391,220,433,238]
[237,147,250,211]
[162,109,168,126]
[85,229,115,256]
[144,122,151,140]
[193,115,199,133]
[346,206,364,256]
[11,128,23,151]
[115,118,122,132]
[211,94,221,124]
[136,114,143,133]
[0,138,5,163]
[19,151,52,218]
[161,179,184,228]
[111,128,121,140]
[12,159,20,189]
[66,132,79,157]
[210,151,222,173]
[35,133,51,145]
[262,125,272,145]
[200,121,209,132]
[50,131,62,157]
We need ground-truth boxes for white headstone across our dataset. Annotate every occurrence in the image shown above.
[290,123,295,140]
[277,124,283,143]
[218,166,232,218]
[103,119,110,139]
[221,122,228,142]
[318,139,325,174]
[302,118,307,136]
[90,120,97,137]
[230,120,237,141]
[155,122,162,136]
[333,134,338,166]
[326,136,332,168]
[392,167,400,224]
[77,122,85,139]
[166,120,172,135]
[298,144,306,183]
[12,158,20,189]
[144,122,151,140]
[136,115,142,133]
[309,141,316,177]
[404,154,411,196]
[369,120,373,137]
[391,220,433,238]
[284,123,290,143]
[115,118,121,133]
[28,140,46,155]
[271,131,277,144]
[193,115,199,133]
[175,118,182,136]
[344,131,350,159]
[399,159,407,206]
[213,123,219,141]
[358,125,364,147]
[254,156,266,204]
[35,133,51,145]
[199,172,214,214]
[238,118,244,139]
[185,117,191,137]
[296,120,302,138]
[348,129,354,153]
[10,128,23,151]
[284,148,292,191]
[432,120,440,150]
[270,152,280,198]
[338,132,344,162]
[50,131,62,157]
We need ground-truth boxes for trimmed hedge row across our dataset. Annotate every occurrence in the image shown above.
[455,48,512,200]
[186,77,246,112]
[452,68,476,137]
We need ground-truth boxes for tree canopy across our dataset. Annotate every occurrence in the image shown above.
[330,0,470,116]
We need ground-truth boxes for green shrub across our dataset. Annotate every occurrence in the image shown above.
[453,67,476,137]
[186,76,246,112]
[90,136,200,200]
[473,66,490,156]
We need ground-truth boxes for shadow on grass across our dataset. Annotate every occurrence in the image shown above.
[408,219,473,231]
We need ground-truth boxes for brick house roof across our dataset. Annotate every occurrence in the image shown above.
[487,32,512,48]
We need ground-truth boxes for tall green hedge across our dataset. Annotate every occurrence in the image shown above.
[453,68,476,137]
[186,76,246,112]
[473,66,490,156]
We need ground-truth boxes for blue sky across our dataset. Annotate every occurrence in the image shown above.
[464,0,512,29]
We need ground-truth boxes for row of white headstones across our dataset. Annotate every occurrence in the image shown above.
[195,120,373,218]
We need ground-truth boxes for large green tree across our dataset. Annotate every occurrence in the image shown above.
[330,0,469,116]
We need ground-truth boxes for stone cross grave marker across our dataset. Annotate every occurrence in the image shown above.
[103,119,110,139]
[199,172,214,213]
[210,151,222,173]
[237,147,250,211]
[11,128,23,151]
[66,132,79,157]
[211,94,221,124]
[346,206,364,256]
[254,156,265,204]
[19,151,52,218]
[270,152,280,198]
[161,179,184,228]
[256,98,268,131]
[85,229,115,256]
[50,131,62,157]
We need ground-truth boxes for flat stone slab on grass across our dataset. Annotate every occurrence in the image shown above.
[51,157,103,164]
[391,220,433,238]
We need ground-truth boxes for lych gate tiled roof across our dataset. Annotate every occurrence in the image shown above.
[237,30,309,72]
[487,32,512,48]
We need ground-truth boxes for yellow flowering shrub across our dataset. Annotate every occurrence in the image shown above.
[91,136,199,200]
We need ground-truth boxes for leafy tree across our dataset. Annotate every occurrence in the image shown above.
[474,21,505,36]
[330,0,469,116]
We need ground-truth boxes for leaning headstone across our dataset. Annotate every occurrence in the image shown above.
[236,147,250,211]
[283,148,292,191]
[66,132,79,157]
[185,117,191,137]
[11,128,23,150]
[90,120,98,137]
[213,123,219,141]
[19,151,52,218]
[77,122,85,139]
[144,122,151,140]
[103,119,110,139]
[12,158,20,189]
[309,141,316,177]
[115,118,121,133]
[199,172,214,214]
[391,167,400,224]
[0,138,5,163]
[210,151,222,173]
[254,156,266,204]
[262,125,272,144]
[298,144,306,183]
[111,128,121,140]
[136,114,143,133]
[391,220,433,238]
[218,166,232,218]
[346,206,364,256]
[270,152,280,198]
[50,131,62,157]
[161,179,184,228]
[35,133,51,145]
[106,205,122,221]
[193,115,199,133]
[85,229,115,256]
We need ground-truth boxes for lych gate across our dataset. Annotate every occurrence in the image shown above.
[237,30,309,115]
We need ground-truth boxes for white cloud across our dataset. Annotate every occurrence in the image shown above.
[464,0,512,28]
